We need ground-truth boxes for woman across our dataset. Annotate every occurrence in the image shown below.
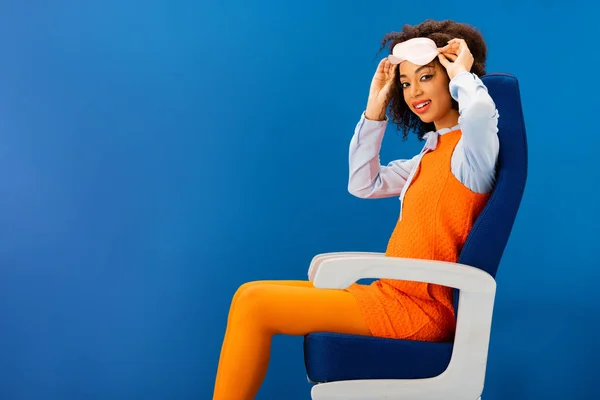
[213,19,499,400]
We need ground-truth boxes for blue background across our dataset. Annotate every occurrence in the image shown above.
[0,1,596,399]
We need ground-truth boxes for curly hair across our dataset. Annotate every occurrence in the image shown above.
[378,19,488,140]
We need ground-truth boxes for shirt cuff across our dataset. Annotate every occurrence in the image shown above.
[361,110,388,124]
[354,111,388,147]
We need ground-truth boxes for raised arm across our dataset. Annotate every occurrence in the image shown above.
[348,58,419,199]
[348,114,419,198]
[438,39,500,193]
[450,71,499,175]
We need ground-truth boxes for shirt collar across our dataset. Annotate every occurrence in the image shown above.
[436,124,460,136]
[422,124,460,151]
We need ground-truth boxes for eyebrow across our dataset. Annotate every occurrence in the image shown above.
[399,63,435,79]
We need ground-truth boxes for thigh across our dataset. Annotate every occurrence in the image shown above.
[235,283,372,337]
[231,280,313,302]
[251,280,313,287]
[244,280,313,288]
[228,280,314,315]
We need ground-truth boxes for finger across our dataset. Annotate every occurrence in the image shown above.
[442,48,459,57]
[439,43,459,55]
[448,38,468,55]
[377,59,391,77]
[438,43,456,51]
[385,59,394,76]
[438,48,457,58]
[441,52,457,60]
[437,53,450,68]
[455,43,472,63]
[447,39,463,51]
[447,45,464,62]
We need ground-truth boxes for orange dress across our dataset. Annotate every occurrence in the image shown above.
[345,129,491,341]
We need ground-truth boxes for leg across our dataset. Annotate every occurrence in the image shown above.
[213,281,371,400]
[224,280,313,328]
[216,280,315,383]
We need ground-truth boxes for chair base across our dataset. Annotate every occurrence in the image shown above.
[311,387,482,400]
[309,379,484,400]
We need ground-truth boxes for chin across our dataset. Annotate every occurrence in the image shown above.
[418,114,435,124]
[411,108,437,124]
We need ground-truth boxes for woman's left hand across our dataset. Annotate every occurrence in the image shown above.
[437,38,474,80]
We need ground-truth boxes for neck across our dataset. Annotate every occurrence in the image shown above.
[433,109,460,131]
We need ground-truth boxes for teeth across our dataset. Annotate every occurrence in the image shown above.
[416,101,430,109]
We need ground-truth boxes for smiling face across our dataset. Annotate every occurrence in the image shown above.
[398,60,459,130]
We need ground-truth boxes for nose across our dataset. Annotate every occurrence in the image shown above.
[409,81,423,99]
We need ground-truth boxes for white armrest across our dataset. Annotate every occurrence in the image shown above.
[309,252,495,293]
[308,252,496,400]
[307,251,383,282]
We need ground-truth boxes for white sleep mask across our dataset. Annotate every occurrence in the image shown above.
[387,37,439,66]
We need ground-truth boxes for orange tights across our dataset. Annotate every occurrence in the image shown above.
[212,280,372,400]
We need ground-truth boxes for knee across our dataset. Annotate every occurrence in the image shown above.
[231,281,265,302]
[233,282,270,317]
[234,282,252,296]
[233,281,262,301]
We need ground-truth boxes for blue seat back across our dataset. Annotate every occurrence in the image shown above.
[454,72,528,310]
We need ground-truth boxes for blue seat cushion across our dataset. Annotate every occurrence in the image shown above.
[304,332,454,383]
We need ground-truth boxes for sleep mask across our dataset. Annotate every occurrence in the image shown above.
[387,37,439,66]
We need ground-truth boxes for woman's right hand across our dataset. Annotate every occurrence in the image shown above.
[365,58,397,121]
